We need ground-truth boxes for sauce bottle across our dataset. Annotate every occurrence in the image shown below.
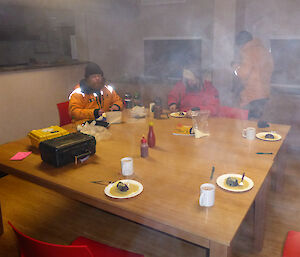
[140,136,148,158]
[147,122,156,148]
[153,97,162,119]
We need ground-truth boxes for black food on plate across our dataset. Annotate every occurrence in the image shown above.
[179,112,185,116]
[117,182,129,192]
[265,133,275,139]
[226,177,239,187]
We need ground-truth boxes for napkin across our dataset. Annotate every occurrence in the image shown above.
[77,121,111,141]
[194,128,210,139]
[10,152,32,161]
[131,106,146,118]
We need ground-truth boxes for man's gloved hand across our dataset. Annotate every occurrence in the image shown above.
[98,109,105,116]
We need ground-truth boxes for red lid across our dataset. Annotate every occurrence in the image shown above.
[141,136,147,143]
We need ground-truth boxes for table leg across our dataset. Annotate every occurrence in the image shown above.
[253,175,270,251]
[270,144,288,192]
[0,202,3,235]
[209,241,231,257]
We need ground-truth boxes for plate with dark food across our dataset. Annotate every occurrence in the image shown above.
[170,112,187,118]
[216,174,254,192]
[256,132,281,141]
[104,180,143,199]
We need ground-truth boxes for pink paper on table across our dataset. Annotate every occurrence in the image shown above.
[10,152,32,161]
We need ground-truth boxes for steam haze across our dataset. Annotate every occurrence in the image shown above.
[1,1,300,257]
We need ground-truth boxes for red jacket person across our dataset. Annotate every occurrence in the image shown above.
[168,69,220,115]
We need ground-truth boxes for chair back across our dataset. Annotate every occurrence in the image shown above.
[8,221,93,257]
[218,106,248,120]
[57,101,72,126]
[283,230,300,257]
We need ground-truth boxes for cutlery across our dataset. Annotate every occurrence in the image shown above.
[239,172,245,186]
[256,152,273,155]
[90,180,115,185]
[210,166,215,180]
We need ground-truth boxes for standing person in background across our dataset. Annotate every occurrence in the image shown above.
[232,31,274,120]
[69,62,123,122]
[168,68,220,116]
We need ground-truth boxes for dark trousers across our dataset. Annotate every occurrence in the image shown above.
[246,98,268,120]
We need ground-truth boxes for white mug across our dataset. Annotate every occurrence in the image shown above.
[121,157,134,176]
[242,127,256,140]
[199,183,215,207]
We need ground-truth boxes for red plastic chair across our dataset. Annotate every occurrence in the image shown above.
[8,221,144,257]
[218,106,249,120]
[283,230,300,257]
[57,101,72,127]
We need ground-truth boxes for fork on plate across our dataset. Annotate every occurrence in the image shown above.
[90,180,115,185]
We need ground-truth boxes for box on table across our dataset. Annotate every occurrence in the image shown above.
[103,111,122,124]
[28,126,69,148]
[39,132,96,167]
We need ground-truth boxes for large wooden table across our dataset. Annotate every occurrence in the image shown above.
[0,116,290,257]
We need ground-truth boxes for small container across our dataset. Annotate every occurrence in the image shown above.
[124,93,133,109]
[140,136,148,158]
[39,132,96,167]
[147,122,156,148]
[153,97,163,119]
[133,92,142,106]
[28,126,69,148]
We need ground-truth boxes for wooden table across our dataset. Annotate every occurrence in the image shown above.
[0,116,290,257]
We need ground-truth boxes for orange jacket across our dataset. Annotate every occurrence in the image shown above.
[69,81,123,121]
[236,39,274,107]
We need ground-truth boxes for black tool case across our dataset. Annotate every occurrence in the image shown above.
[39,132,96,167]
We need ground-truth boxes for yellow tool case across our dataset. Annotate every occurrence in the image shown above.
[28,126,69,148]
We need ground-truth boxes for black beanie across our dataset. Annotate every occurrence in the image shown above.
[235,31,253,46]
[85,62,104,78]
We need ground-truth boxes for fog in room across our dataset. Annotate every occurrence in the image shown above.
[0,1,300,256]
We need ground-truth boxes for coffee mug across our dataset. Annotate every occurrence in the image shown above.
[199,183,215,207]
[121,157,134,176]
[242,127,256,140]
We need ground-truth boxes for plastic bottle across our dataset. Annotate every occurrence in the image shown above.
[124,93,133,109]
[133,92,142,106]
[147,122,156,148]
[140,136,149,158]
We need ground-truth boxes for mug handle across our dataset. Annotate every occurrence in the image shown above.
[199,192,206,206]
[242,129,247,138]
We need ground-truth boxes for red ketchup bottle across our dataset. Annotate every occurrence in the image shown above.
[147,122,156,148]
[140,136,149,158]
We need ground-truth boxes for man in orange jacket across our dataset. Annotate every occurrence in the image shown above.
[69,62,123,122]
[232,31,274,119]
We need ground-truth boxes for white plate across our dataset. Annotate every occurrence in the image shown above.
[216,173,254,192]
[170,112,186,118]
[104,180,143,199]
[256,132,282,141]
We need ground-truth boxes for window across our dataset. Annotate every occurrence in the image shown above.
[271,39,300,85]
[144,38,201,79]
